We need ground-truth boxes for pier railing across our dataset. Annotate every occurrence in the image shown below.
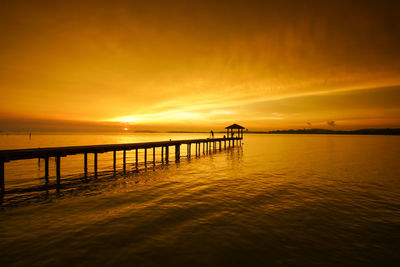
[0,137,242,194]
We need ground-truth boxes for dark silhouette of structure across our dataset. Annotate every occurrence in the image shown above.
[0,132,244,195]
[226,123,245,138]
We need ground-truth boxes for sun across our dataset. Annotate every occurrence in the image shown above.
[123,127,129,131]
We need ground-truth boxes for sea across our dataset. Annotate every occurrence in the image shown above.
[0,132,400,266]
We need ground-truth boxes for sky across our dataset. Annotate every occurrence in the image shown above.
[1,0,400,131]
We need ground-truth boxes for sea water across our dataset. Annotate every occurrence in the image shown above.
[0,133,400,265]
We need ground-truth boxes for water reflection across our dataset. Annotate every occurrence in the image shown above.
[0,134,400,266]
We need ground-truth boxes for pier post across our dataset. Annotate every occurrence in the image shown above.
[44,157,49,183]
[56,156,61,185]
[219,141,222,151]
[84,153,88,179]
[135,149,138,169]
[144,148,147,167]
[94,152,98,179]
[224,140,226,149]
[187,144,191,158]
[153,147,156,166]
[203,142,205,154]
[175,144,180,162]
[0,161,4,195]
[123,150,126,173]
[166,146,169,163]
[113,151,116,173]
[161,146,164,163]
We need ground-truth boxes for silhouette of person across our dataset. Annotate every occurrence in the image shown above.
[210,130,214,138]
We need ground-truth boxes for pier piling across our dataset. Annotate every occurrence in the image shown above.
[153,147,156,165]
[44,157,49,183]
[144,148,147,167]
[94,152,98,179]
[0,161,4,195]
[56,156,61,185]
[84,153,88,179]
[175,144,180,162]
[123,150,126,173]
[135,149,138,169]
[113,151,116,173]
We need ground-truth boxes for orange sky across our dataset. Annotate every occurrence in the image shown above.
[1,0,400,131]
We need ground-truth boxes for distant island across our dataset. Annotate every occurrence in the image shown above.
[249,128,400,135]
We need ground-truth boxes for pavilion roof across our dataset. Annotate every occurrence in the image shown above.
[225,124,245,129]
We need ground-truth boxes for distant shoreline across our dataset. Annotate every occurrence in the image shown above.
[246,128,400,135]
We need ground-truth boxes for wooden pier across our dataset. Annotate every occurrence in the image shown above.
[0,137,242,195]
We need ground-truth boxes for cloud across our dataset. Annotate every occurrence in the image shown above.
[327,120,336,127]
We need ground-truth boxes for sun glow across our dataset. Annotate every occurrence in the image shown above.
[108,111,204,124]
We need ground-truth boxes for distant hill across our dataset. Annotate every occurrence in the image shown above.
[249,128,400,135]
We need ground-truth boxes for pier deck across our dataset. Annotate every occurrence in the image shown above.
[0,137,242,194]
